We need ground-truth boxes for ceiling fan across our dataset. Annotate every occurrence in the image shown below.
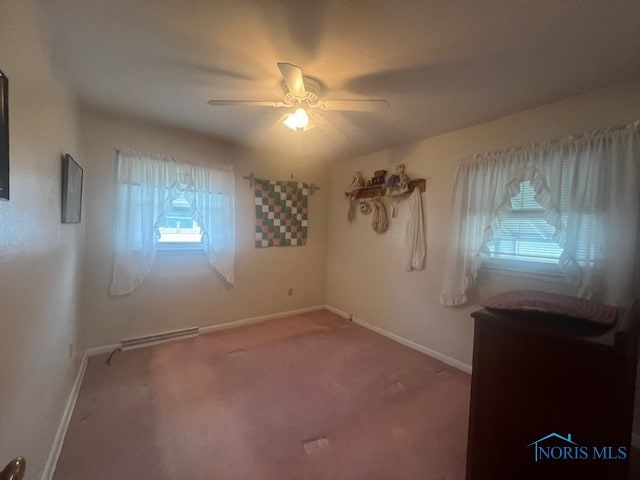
[207,62,389,138]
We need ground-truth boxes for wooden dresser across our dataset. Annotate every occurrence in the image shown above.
[466,301,639,480]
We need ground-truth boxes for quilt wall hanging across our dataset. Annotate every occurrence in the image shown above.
[254,178,309,248]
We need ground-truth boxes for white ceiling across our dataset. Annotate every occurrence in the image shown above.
[39,1,640,161]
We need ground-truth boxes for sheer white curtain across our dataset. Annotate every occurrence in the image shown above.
[110,150,175,295]
[110,149,235,295]
[440,121,639,307]
[190,162,235,284]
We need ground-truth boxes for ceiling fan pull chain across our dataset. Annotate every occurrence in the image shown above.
[297,129,303,182]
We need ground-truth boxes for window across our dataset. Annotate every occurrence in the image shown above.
[157,189,203,250]
[484,181,563,272]
[111,150,235,295]
[440,121,639,307]
[483,180,597,274]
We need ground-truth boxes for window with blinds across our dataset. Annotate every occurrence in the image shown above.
[485,181,563,267]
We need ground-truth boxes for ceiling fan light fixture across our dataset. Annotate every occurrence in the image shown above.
[283,108,309,131]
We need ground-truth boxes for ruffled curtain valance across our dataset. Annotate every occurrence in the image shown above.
[109,149,235,295]
[440,120,640,307]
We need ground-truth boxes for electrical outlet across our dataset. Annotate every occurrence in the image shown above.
[288,288,293,296]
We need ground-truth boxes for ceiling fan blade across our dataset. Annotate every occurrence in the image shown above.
[277,62,306,98]
[302,121,317,132]
[207,100,286,107]
[312,113,349,140]
[318,99,390,112]
[259,114,290,139]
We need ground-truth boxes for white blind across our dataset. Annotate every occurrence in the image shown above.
[486,181,563,264]
[486,178,596,266]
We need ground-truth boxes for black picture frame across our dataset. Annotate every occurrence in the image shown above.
[61,154,83,223]
[0,70,8,201]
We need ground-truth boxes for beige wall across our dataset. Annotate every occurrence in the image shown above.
[0,0,84,478]
[79,109,329,348]
[327,82,640,370]
[2,3,638,473]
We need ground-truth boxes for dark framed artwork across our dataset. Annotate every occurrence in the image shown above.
[61,154,83,223]
[0,70,8,201]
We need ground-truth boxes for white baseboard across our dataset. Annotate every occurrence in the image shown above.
[40,352,89,480]
[83,305,327,358]
[85,343,120,357]
[199,305,325,335]
[324,304,350,319]
[324,304,473,374]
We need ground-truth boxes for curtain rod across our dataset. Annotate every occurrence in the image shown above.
[458,118,640,165]
[114,147,233,170]
[243,173,319,195]
[114,147,180,163]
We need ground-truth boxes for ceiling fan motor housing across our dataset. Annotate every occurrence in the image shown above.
[283,76,322,107]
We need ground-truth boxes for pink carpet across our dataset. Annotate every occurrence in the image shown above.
[54,310,470,479]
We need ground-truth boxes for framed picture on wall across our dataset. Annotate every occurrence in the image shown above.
[61,153,83,223]
[0,70,8,201]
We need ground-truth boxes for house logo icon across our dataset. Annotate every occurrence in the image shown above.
[527,433,581,463]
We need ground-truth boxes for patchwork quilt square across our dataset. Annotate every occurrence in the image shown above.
[254,179,309,248]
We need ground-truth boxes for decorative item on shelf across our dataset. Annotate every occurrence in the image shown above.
[345,167,427,231]
[366,170,387,186]
[355,178,426,200]
[345,171,365,223]
[371,197,389,234]
[386,164,409,193]
[386,164,410,217]
[345,171,365,197]
[359,200,372,214]
[374,169,387,184]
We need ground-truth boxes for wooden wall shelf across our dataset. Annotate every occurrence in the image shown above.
[355,178,426,199]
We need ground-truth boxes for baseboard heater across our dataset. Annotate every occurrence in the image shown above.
[121,327,199,349]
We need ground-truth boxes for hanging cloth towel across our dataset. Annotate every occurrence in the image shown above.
[372,198,389,234]
[405,188,426,271]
